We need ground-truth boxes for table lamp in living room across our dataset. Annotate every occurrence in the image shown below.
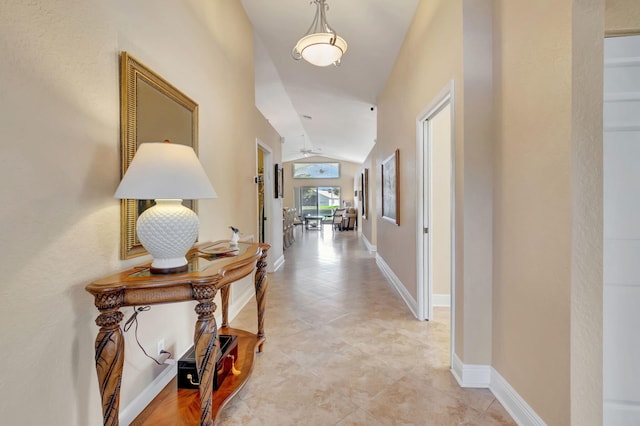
[114,141,217,274]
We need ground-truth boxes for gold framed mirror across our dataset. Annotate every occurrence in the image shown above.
[119,51,199,259]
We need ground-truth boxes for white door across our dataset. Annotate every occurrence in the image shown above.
[417,90,453,323]
[603,34,640,425]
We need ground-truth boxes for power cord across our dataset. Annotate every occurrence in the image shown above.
[123,306,173,365]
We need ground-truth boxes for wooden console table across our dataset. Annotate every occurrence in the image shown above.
[86,241,269,426]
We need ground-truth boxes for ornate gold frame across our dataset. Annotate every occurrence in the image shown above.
[119,52,199,259]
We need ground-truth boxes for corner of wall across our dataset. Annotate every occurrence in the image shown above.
[451,354,547,426]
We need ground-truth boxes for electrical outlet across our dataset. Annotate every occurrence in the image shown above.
[157,339,165,357]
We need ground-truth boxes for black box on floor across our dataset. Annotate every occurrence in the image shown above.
[177,334,238,390]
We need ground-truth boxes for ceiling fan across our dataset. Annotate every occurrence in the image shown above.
[300,140,323,157]
[300,146,323,157]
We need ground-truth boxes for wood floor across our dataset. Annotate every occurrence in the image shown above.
[216,228,515,425]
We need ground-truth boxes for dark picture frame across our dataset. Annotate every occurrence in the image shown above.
[361,168,369,219]
[381,149,400,225]
[274,163,284,198]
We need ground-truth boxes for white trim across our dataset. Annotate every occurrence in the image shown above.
[450,354,546,426]
[604,400,640,425]
[376,253,418,318]
[361,234,377,252]
[273,254,285,272]
[603,92,640,102]
[416,88,452,320]
[119,360,179,425]
[490,368,547,426]
[432,293,451,307]
[604,56,640,67]
[451,353,491,388]
[256,139,277,273]
[604,123,640,132]
[415,81,456,370]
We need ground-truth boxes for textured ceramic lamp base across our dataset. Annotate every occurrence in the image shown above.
[137,199,199,274]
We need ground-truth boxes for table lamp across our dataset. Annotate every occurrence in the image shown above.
[114,141,217,273]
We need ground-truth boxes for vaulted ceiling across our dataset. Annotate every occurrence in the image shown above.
[241,0,420,163]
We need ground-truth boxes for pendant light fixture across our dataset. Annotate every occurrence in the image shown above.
[292,0,347,67]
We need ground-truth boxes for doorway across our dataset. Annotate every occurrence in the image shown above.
[257,140,275,271]
[417,84,454,357]
[603,34,640,424]
[298,186,341,217]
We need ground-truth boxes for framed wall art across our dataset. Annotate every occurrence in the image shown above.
[361,168,369,219]
[292,162,340,179]
[274,163,284,198]
[381,149,400,225]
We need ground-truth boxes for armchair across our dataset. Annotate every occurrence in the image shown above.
[331,209,346,230]
[342,207,358,231]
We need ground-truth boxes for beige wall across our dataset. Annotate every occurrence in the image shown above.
[0,1,281,424]
[492,0,607,424]
[282,156,361,212]
[606,0,640,35]
[377,0,494,364]
[493,2,573,423]
[377,0,462,300]
[378,0,616,423]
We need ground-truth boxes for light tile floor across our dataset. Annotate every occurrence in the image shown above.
[218,228,515,426]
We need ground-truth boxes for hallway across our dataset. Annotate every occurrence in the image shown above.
[219,229,515,425]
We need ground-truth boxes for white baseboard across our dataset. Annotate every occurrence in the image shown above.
[361,234,377,252]
[490,368,546,426]
[273,254,285,272]
[119,284,256,424]
[432,293,451,307]
[451,353,546,426]
[119,361,179,425]
[376,254,418,318]
[451,353,491,388]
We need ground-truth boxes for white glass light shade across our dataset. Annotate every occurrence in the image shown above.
[295,33,347,67]
[114,142,217,200]
[114,142,217,273]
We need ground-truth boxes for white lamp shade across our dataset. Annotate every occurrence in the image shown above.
[296,33,347,67]
[114,142,217,200]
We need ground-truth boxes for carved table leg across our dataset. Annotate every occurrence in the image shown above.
[254,246,269,352]
[220,286,230,328]
[193,285,218,426]
[93,291,125,426]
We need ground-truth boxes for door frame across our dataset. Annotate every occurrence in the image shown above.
[602,33,640,423]
[256,139,275,272]
[416,81,455,359]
